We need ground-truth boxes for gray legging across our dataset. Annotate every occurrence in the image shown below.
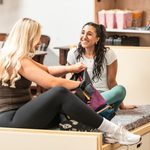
[0,86,103,129]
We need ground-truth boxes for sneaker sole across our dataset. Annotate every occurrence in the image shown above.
[105,136,142,145]
[119,137,142,146]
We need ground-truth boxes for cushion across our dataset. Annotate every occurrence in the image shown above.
[111,105,150,130]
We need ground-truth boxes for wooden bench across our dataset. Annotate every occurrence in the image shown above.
[0,122,150,150]
[0,105,150,150]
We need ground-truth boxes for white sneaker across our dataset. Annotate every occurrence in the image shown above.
[104,126,141,145]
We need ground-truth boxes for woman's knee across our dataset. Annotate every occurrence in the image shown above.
[116,85,126,99]
[47,86,69,94]
[45,86,70,102]
[34,86,71,108]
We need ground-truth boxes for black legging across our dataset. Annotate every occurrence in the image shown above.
[0,87,103,129]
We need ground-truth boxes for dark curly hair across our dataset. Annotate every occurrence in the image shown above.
[76,22,108,81]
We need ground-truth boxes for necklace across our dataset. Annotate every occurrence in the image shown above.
[84,56,93,64]
[89,59,93,63]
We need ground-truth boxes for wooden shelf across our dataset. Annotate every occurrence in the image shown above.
[94,0,150,46]
[106,29,150,34]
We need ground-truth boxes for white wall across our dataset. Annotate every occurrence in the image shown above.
[19,0,94,49]
[0,0,22,32]
[0,0,94,53]
[112,46,150,105]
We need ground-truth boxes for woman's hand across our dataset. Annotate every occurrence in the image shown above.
[70,62,86,73]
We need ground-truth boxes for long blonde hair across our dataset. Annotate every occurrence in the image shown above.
[0,18,41,87]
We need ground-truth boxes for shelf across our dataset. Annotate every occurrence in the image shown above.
[94,0,150,46]
[106,29,150,34]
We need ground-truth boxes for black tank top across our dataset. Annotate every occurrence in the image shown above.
[0,76,32,112]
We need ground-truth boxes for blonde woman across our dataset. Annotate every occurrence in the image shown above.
[0,18,141,145]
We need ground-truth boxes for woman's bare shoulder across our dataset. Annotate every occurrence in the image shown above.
[20,57,35,66]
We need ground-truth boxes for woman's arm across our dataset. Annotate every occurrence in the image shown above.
[47,62,86,77]
[107,60,118,89]
[19,57,80,90]
[31,59,86,77]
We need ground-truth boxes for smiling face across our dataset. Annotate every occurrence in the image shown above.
[80,25,99,50]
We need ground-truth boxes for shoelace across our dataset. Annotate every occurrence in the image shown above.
[104,126,127,139]
[114,125,130,141]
